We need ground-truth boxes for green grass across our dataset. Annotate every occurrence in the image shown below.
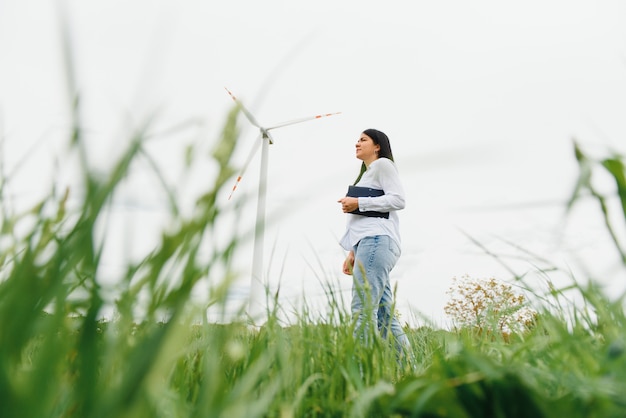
[1,104,626,417]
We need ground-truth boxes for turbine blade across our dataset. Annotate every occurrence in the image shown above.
[224,87,262,128]
[267,111,341,130]
[228,134,263,200]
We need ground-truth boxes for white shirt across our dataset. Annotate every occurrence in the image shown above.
[339,158,405,251]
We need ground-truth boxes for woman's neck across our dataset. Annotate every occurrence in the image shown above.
[363,156,378,168]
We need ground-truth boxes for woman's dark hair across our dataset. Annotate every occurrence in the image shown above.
[354,129,394,185]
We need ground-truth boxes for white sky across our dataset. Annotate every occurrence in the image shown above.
[1,1,626,326]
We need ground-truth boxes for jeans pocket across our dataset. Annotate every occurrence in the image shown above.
[389,239,401,257]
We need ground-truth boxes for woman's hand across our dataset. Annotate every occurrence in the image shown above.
[337,197,359,213]
[342,251,355,275]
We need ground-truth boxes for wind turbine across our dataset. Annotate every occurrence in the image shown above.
[224,88,340,321]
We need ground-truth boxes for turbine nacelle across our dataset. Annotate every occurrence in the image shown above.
[261,128,274,144]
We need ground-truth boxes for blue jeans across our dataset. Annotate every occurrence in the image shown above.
[351,235,411,356]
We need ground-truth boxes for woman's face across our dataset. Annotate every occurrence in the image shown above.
[355,133,380,164]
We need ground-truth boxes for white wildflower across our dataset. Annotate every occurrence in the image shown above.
[444,274,537,336]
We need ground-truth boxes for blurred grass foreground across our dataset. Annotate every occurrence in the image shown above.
[1,90,626,417]
[2,17,626,414]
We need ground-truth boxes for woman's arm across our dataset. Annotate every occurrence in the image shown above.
[358,159,405,212]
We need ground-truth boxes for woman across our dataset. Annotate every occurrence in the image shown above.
[337,129,411,356]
